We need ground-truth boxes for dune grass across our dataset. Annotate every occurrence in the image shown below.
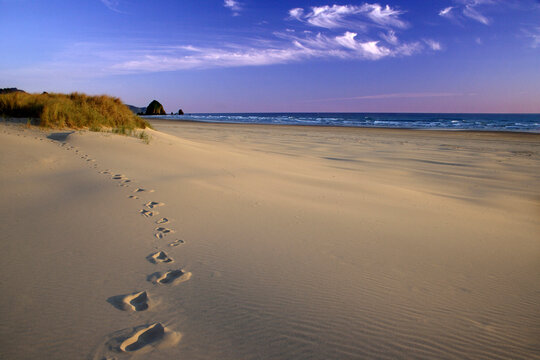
[111,126,151,144]
[0,92,150,130]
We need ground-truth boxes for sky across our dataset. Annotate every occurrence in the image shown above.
[1,0,539,113]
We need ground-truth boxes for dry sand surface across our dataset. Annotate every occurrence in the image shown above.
[0,119,539,359]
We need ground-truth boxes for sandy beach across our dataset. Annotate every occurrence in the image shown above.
[1,119,539,359]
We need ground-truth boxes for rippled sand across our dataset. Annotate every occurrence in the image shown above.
[1,120,539,359]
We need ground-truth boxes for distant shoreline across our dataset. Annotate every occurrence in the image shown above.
[145,117,540,135]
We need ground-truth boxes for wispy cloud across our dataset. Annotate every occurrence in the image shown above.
[335,32,392,59]
[289,3,407,30]
[113,46,313,71]
[439,6,454,17]
[112,30,427,72]
[100,0,122,13]
[363,4,407,28]
[4,4,441,77]
[224,0,242,16]
[463,2,490,24]
[289,8,304,21]
[380,30,398,45]
[424,39,442,51]
[524,27,540,48]
[305,92,464,102]
[105,1,439,74]
[439,0,494,25]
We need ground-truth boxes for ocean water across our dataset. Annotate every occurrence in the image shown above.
[146,113,540,132]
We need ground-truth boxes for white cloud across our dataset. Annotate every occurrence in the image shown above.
[5,5,439,77]
[439,6,454,17]
[439,0,494,25]
[380,30,398,45]
[303,5,362,29]
[358,41,392,59]
[463,4,490,24]
[335,32,392,59]
[393,42,423,56]
[112,42,326,72]
[424,39,442,51]
[362,4,406,28]
[109,29,430,73]
[335,31,360,49]
[289,8,304,20]
[289,3,407,30]
[224,0,241,15]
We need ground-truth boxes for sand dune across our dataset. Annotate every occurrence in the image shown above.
[0,119,539,359]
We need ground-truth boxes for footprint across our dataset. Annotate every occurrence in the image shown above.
[112,174,126,180]
[122,179,131,183]
[134,188,155,193]
[168,239,185,247]
[91,324,181,358]
[149,269,192,285]
[156,227,173,233]
[128,195,139,199]
[140,209,159,218]
[147,251,174,264]
[120,323,169,352]
[107,291,149,311]
[99,170,110,174]
[155,227,174,239]
[157,226,174,234]
[156,218,169,224]
[145,201,164,209]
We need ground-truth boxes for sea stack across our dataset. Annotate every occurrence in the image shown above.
[178,109,184,115]
[145,100,166,115]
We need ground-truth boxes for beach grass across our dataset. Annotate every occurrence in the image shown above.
[0,91,150,130]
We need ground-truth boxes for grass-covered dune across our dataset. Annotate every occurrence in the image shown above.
[0,91,150,130]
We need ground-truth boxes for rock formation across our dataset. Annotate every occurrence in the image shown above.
[178,109,184,115]
[145,100,166,115]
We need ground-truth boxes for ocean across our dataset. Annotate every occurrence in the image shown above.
[146,113,540,132]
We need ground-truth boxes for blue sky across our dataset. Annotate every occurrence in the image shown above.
[1,0,539,113]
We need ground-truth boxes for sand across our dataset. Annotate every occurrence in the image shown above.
[0,119,539,359]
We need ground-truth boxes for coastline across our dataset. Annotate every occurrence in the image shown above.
[1,119,539,359]
[141,112,540,133]
[148,117,540,136]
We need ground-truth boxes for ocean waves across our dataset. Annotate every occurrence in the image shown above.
[146,113,540,132]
